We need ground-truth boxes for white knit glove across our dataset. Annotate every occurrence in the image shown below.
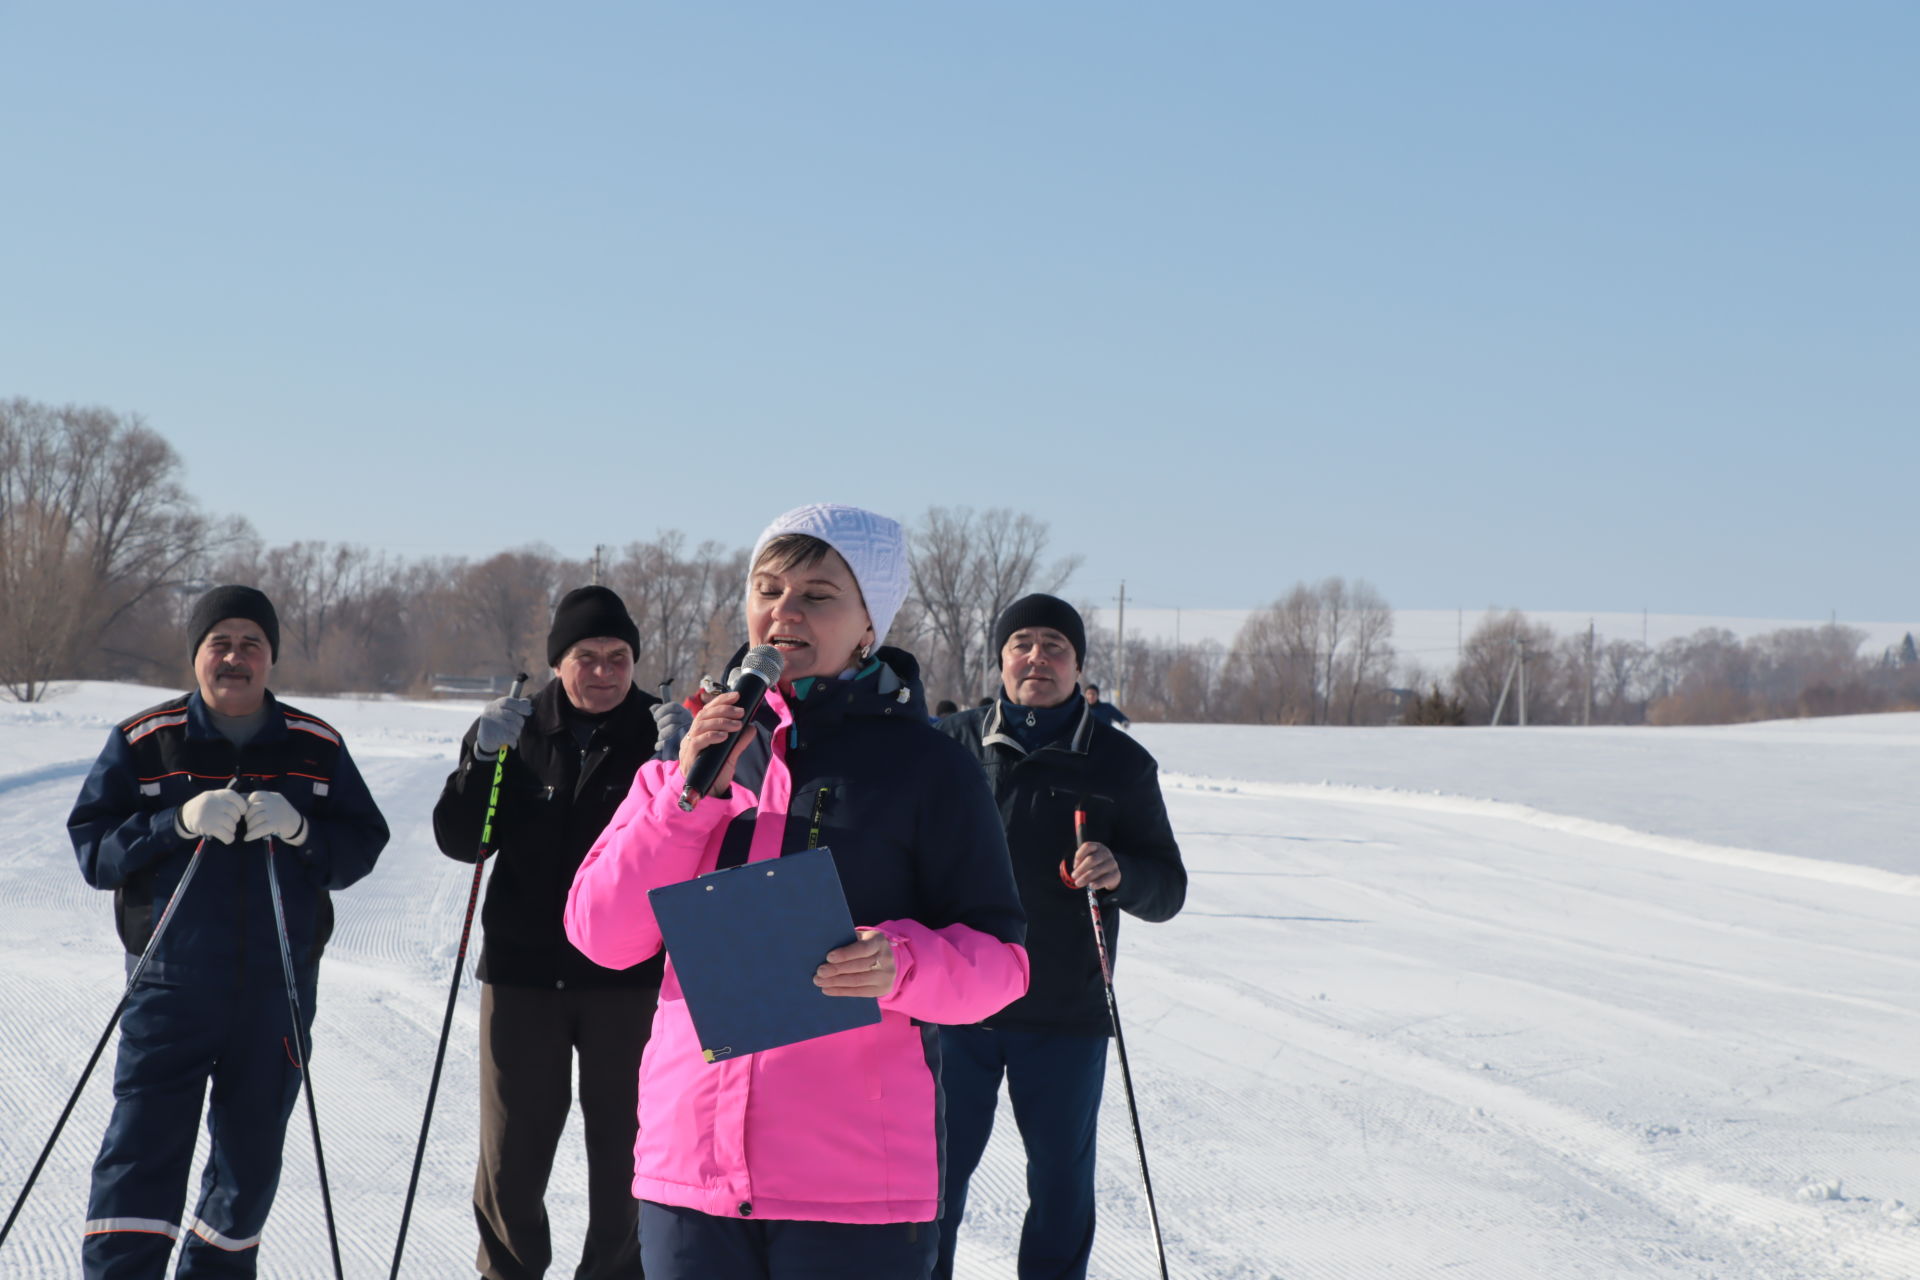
[177,789,248,845]
[245,791,309,846]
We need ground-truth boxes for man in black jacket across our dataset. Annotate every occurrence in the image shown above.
[433,586,662,1280]
[933,593,1186,1280]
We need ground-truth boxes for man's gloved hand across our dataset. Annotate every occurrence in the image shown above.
[177,789,248,845]
[651,700,693,761]
[245,791,308,846]
[474,695,533,757]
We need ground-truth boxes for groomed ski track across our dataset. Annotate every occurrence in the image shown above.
[1,687,1916,1278]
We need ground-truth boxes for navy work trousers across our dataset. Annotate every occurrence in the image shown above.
[638,1201,936,1280]
[932,1026,1108,1280]
[82,966,314,1280]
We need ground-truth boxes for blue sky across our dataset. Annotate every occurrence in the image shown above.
[4,3,1914,621]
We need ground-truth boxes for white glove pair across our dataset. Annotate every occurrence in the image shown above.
[177,790,308,846]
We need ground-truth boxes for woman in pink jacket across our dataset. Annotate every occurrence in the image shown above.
[566,504,1030,1280]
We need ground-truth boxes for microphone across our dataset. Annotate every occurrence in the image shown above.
[678,644,784,811]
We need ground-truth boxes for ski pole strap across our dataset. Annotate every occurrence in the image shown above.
[478,673,529,852]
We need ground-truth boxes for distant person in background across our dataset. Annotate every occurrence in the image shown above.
[68,585,389,1279]
[433,586,662,1280]
[932,698,959,723]
[933,593,1185,1280]
[1083,683,1130,729]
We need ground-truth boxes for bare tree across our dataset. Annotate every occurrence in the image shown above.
[1228,578,1395,724]
[456,547,568,677]
[907,507,1078,703]
[1333,580,1396,724]
[1085,628,1229,723]
[1453,610,1565,724]
[976,511,1081,653]
[262,542,369,666]
[1648,623,1878,724]
[608,533,749,687]
[1231,588,1318,723]
[1593,638,1655,724]
[0,398,237,700]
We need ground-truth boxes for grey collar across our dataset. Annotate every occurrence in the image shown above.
[982,698,1094,757]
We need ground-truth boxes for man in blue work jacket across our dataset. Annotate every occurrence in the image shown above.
[68,585,390,1279]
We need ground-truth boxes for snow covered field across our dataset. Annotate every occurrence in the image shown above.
[3,683,1917,1278]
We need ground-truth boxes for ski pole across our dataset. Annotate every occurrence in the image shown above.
[389,672,527,1280]
[0,834,214,1251]
[1070,806,1171,1280]
[264,829,344,1280]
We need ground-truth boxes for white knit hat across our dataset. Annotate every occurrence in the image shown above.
[748,504,912,649]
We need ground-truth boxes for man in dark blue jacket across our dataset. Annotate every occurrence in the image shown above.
[934,594,1186,1280]
[1083,683,1131,729]
[67,585,389,1279]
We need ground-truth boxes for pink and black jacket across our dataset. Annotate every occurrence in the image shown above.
[566,647,1029,1225]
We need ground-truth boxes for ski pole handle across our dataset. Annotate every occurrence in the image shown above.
[1059,807,1091,890]
[1069,806,1117,984]
[478,673,529,853]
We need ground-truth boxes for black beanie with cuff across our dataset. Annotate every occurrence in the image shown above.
[547,586,641,667]
[992,594,1087,669]
[187,585,281,662]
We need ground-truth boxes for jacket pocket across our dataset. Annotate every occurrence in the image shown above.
[114,873,156,955]
[1044,786,1114,846]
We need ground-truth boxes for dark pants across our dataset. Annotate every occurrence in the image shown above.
[83,967,315,1280]
[933,1027,1108,1280]
[638,1201,936,1280]
[475,981,658,1280]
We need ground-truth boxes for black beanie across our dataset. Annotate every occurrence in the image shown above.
[992,594,1086,669]
[188,585,281,662]
[547,586,641,667]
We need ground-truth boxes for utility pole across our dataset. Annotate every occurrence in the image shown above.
[1585,619,1595,727]
[1114,580,1127,706]
[1517,636,1528,727]
[1492,637,1521,726]
[591,544,607,585]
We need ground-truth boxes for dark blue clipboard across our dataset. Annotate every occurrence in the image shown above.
[647,846,882,1062]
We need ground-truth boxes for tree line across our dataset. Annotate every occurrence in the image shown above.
[5,396,1914,723]
[0,398,1078,704]
[1092,597,1920,726]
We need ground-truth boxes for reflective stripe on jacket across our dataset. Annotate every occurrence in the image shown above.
[68,690,389,982]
